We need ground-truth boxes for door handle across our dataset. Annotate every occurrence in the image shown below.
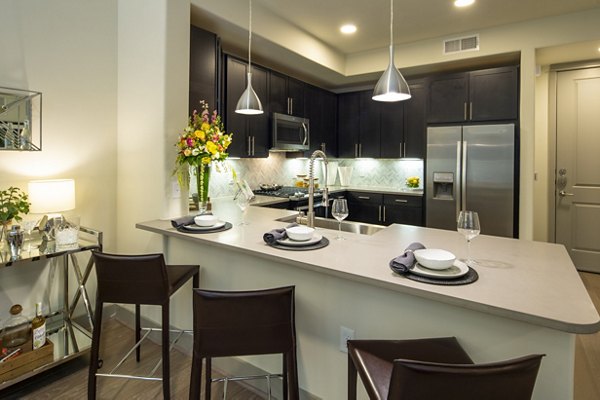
[559,190,574,197]
[463,102,467,121]
[462,140,468,211]
[383,205,386,222]
[301,123,308,145]
[395,199,408,203]
[378,205,382,221]
[247,136,252,156]
[358,196,371,200]
[469,102,473,120]
[456,141,461,219]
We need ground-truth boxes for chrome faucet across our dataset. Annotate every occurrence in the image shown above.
[307,149,329,228]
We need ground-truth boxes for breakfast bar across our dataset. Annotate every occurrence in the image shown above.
[137,203,600,400]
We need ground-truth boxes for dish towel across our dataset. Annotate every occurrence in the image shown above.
[170,212,213,229]
[389,242,426,274]
[263,223,299,244]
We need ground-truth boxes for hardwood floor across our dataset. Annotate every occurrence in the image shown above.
[0,318,263,399]
[2,273,600,399]
[575,272,600,400]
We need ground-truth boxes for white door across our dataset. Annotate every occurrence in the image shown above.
[555,67,600,272]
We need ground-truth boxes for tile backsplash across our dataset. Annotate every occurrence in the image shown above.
[193,153,423,198]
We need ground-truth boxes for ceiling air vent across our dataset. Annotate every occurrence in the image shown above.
[443,34,479,55]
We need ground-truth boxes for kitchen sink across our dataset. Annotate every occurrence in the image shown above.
[276,215,385,236]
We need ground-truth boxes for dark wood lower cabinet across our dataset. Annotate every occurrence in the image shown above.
[345,191,423,227]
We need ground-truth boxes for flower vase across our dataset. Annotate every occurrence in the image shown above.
[195,163,211,213]
[0,221,11,251]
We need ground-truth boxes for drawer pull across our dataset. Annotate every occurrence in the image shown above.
[358,196,370,200]
[395,199,408,203]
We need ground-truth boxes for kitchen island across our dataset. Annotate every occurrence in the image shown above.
[137,203,599,399]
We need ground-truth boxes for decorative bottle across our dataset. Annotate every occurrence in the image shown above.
[0,304,30,349]
[32,302,46,350]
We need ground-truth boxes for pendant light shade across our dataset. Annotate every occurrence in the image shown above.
[372,0,411,102]
[235,0,263,115]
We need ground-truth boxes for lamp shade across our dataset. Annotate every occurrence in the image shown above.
[28,179,76,214]
[235,72,264,115]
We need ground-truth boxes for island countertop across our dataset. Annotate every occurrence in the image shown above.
[137,205,600,335]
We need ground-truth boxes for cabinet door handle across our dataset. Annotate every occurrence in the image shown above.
[321,142,326,152]
[359,143,362,158]
[378,205,382,221]
[358,196,371,200]
[287,98,290,114]
[247,136,252,156]
[383,205,386,222]
[469,102,473,120]
[403,142,406,158]
[399,142,403,158]
[464,102,467,120]
[354,143,358,158]
[290,98,293,115]
[252,136,255,156]
[395,199,408,203]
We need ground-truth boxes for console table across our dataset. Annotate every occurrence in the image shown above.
[0,226,102,390]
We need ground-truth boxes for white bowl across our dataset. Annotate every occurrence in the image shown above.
[286,226,315,241]
[194,214,218,227]
[413,248,456,270]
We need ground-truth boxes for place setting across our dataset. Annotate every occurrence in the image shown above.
[389,241,479,286]
[263,224,329,251]
[170,213,232,234]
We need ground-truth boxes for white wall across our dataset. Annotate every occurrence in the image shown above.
[0,0,118,318]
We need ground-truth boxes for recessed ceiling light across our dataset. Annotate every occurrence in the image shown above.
[340,24,357,34]
[454,0,475,7]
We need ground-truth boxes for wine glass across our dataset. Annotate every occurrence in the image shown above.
[457,210,480,267]
[331,199,349,240]
[235,191,251,226]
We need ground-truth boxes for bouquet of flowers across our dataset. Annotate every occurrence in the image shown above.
[405,176,420,189]
[174,101,233,189]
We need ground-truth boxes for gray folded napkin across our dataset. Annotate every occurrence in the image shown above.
[263,223,299,244]
[389,242,426,274]
[171,212,213,229]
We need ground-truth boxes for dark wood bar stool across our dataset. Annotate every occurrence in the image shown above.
[189,286,299,400]
[88,252,199,400]
[348,337,544,400]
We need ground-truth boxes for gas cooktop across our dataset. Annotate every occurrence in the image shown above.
[253,186,321,200]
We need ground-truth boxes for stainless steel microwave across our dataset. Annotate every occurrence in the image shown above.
[271,112,309,151]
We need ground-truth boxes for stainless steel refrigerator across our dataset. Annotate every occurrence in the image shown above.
[425,124,517,238]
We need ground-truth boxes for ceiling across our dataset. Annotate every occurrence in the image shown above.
[191,0,600,89]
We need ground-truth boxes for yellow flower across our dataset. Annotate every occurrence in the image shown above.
[194,130,205,140]
[206,141,217,154]
[201,122,210,132]
[183,148,192,156]
[201,157,211,164]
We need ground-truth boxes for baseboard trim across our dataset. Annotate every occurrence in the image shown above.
[111,304,320,400]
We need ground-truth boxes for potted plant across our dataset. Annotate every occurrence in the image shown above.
[0,186,31,242]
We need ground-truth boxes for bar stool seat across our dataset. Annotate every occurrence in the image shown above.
[88,252,199,400]
[189,286,299,400]
[348,337,544,400]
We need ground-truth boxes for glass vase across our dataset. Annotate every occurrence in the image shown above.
[195,163,211,213]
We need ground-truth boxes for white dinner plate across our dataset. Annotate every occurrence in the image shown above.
[277,234,323,247]
[184,221,226,231]
[410,259,469,279]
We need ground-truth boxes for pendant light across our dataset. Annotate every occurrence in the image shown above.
[372,0,411,102]
[235,0,264,115]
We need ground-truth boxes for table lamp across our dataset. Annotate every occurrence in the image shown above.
[28,179,76,248]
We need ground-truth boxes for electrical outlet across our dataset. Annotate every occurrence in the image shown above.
[339,326,355,353]
[172,181,181,199]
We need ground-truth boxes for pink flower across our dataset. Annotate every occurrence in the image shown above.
[186,138,194,147]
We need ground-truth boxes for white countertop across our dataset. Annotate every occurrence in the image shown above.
[137,204,600,334]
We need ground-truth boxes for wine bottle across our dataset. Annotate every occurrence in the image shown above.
[32,302,46,350]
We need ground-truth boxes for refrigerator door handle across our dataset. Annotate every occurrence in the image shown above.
[462,140,468,212]
[456,141,461,220]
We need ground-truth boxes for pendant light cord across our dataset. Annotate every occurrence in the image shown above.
[390,0,393,48]
[248,0,253,74]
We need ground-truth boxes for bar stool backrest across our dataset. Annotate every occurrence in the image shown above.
[93,252,170,305]
[388,354,544,400]
[192,286,295,357]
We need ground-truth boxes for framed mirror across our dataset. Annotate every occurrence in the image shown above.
[1,87,42,151]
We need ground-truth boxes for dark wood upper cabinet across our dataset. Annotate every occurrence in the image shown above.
[427,66,518,123]
[337,92,361,158]
[402,79,427,159]
[269,72,305,117]
[379,97,404,159]
[189,26,218,116]
[224,56,269,158]
[305,84,338,156]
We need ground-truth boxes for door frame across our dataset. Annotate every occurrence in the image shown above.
[547,60,600,242]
